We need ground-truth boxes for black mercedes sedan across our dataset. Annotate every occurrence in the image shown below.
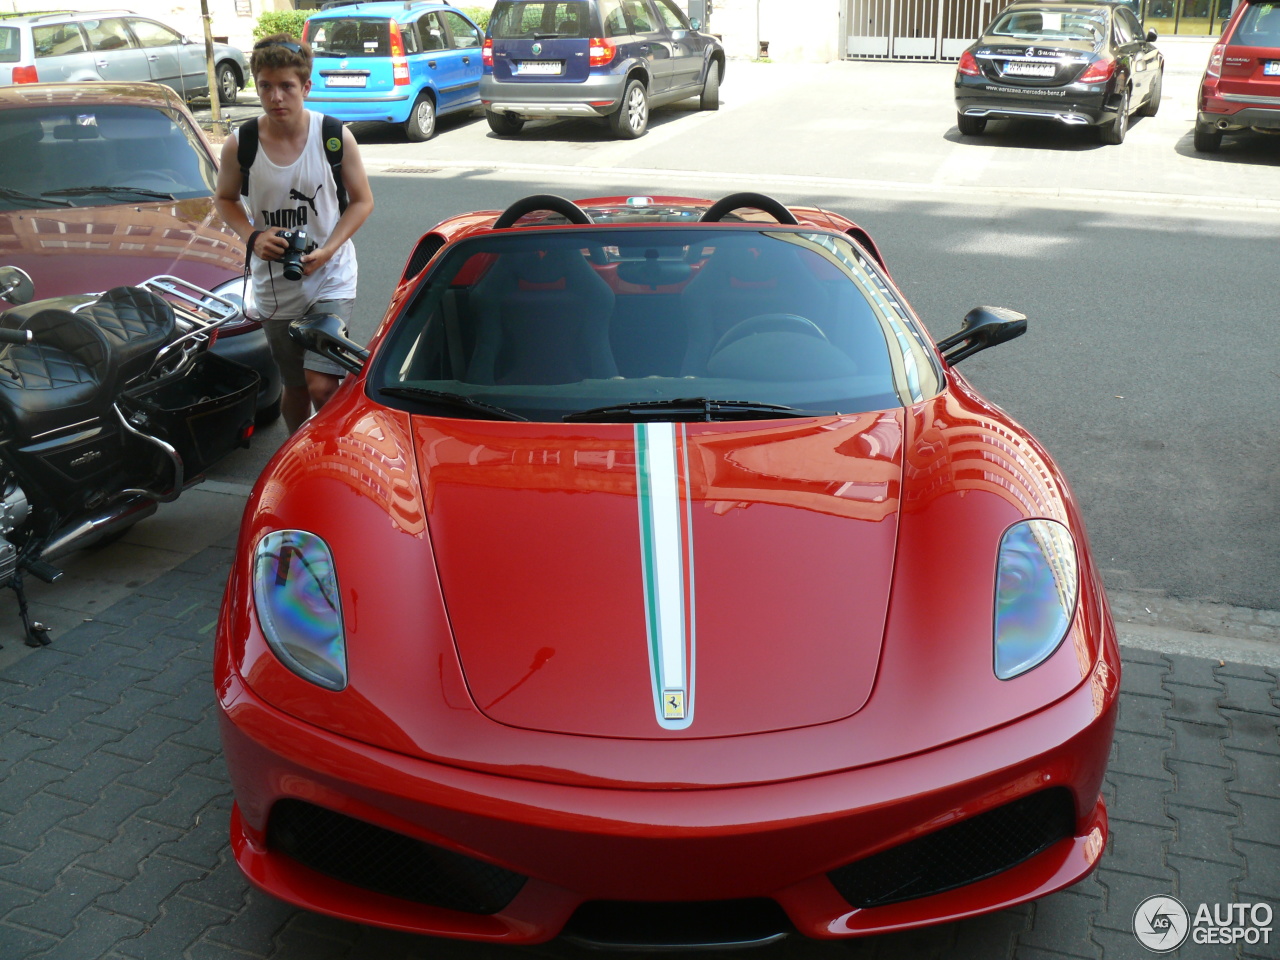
[954,1,1163,145]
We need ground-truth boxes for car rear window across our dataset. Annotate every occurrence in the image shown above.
[305,17,394,58]
[372,228,926,422]
[989,9,1107,41]
[0,27,19,63]
[1229,2,1280,47]
[490,1,593,39]
[0,105,216,206]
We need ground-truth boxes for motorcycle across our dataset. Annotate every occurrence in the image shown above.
[0,266,259,647]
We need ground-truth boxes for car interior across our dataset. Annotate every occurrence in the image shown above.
[378,230,907,418]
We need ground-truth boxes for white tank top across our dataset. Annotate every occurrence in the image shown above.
[241,110,357,318]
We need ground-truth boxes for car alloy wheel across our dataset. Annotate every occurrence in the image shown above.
[612,79,648,139]
[406,92,437,142]
[217,62,238,105]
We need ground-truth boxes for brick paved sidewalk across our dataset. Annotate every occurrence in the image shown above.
[0,541,1276,960]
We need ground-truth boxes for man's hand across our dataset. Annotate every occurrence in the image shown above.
[253,228,288,262]
[300,246,335,277]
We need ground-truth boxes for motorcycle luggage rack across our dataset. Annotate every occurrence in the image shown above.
[138,275,240,378]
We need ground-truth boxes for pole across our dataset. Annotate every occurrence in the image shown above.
[201,0,224,131]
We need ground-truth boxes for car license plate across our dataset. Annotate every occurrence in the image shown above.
[326,74,366,88]
[1004,61,1056,77]
[515,60,562,76]
[1265,60,1280,76]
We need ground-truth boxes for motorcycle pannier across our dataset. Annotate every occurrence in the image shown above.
[120,353,260,476]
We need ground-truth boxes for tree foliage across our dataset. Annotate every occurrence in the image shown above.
[254,9,311,42]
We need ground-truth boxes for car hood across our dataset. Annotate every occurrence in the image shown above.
[418,413,904,739]
[0,197,242,297]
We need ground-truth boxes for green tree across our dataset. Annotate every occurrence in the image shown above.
[253,9,311,42]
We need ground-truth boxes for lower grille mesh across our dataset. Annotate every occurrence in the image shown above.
[267,799,527,914]
[828,788,1076,908]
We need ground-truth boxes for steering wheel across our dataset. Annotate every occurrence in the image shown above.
[699,192,800,225]
[493,194,594,229]
[712,314,828,355]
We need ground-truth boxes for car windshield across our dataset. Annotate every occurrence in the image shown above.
[306,17,393,57]
[490,1,593,39]
[0,104,215,207]
[372,228,940,422]
[1231,2,1280,46]
[990,9,1107,40]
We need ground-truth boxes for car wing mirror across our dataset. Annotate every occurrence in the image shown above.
[690,17,702,30]
[0,266,35,306]
[289,312,369,375]
[936,306,1027,364]
[1146,29,1158,41]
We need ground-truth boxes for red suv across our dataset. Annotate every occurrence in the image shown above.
[1195,0,1280,151]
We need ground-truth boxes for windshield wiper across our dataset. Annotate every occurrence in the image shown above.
[0,186,72,208]
[44,185,175,200]
[379,386,528,421]
[532,32,565,39]
[563,397,833,423]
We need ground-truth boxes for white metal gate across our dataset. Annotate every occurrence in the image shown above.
[844,0,1016,61]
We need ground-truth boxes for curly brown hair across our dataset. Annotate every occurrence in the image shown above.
[250,33,312,83]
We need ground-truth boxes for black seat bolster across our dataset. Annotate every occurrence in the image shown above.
[0,307,114,439]
[79,286,175,382]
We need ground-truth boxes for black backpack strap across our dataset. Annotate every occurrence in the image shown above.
[237,116,259,201]
[322,114,348,216]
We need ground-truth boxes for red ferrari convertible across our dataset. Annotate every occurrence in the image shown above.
[215,192,1119,948]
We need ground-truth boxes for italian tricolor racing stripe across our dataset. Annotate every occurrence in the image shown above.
[634,422,696,730]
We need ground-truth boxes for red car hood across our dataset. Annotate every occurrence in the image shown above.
[0,197,242,296]
[418,412,904,740]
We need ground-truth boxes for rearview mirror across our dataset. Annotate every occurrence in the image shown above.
[0,266,35,306]
[289,312,369,375]
[936,306,1027,364]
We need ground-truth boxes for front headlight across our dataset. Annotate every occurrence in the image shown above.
[252,530,347,691]
[993,519,1078,680]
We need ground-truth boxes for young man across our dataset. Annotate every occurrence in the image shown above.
[214,34,374,434]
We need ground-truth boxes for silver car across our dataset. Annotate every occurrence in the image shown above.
[0,10,248,104]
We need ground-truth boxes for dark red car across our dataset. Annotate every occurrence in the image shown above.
[216,192,1120,948]
[1195,0,1280,151]
[0,81,281,421]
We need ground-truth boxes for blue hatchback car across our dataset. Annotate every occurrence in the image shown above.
[302,1,484,141]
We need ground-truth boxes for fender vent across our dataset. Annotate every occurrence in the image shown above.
[828,788,1076,908]
[267,799,526,914]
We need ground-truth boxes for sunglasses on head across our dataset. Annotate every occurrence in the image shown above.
[253,39,304,54]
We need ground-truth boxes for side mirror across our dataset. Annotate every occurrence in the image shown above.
[1146,29,1158,41]
[289,312,369,375]
[936,306,1027,364]
[690,17,702,30]
[0,266,35,306]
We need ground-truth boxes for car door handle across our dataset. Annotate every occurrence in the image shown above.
[96,59,109,67]
[147,54,159,61]
[462,56,470,64]
[428,60,437,68]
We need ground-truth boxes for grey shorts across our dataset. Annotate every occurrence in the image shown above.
[262,299,353,388]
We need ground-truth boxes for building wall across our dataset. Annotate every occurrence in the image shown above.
[705,0,841,62]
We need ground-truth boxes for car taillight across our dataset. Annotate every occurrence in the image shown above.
[482,38,493,67]
[957,51,981,77]
[1205,43,1225,78]
[11,64,38,84]
[390,22,409,84]
[589,37,616,67]
[1077,58,1115,84]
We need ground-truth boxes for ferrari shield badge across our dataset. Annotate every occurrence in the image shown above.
[663,690,686,720]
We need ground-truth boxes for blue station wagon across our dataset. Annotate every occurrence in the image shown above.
[302,1,484,141]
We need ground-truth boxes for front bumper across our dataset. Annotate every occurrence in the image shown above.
[218,657,1118,945]
[956,75,1115,126]
[479,73,625,118]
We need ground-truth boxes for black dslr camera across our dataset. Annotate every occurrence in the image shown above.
[278,228,308,282]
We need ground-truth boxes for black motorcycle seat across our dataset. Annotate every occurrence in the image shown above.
[77,287,176,384]
[0,307,114,441]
